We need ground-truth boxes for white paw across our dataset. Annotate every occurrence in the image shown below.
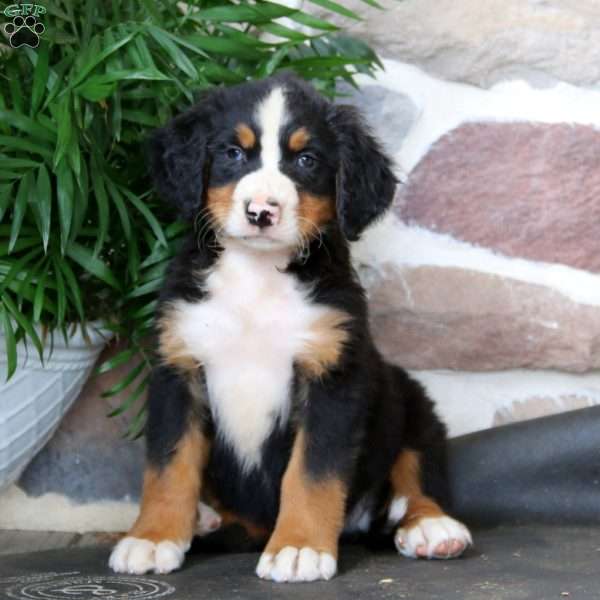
[197,501,222,536]
[256,546,337,582]
[108,536,188,574]
[395,516,472,559]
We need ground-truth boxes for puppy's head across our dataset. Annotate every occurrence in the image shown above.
[150,73,396,250]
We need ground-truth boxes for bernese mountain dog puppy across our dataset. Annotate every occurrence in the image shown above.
[109,72,472,582]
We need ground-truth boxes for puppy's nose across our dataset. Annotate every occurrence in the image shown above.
[245,199,281,228]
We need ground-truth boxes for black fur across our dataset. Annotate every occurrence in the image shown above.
[146,74,449,543]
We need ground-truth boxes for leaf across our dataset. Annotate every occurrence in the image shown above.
[1,305,17,380]
[121,110,161,127]
[3,292,44,360]
[31,41,50,115]
[0,136,54,160]
[76,80,117,102]
[107,374,150,418]
[147,26,197,79]
[56,159,73,254]
[7,61,23,115]
[9,173,33,254]
[96,346,137,375]
[66,242,122,290]
[52,254,67,324]
[0,248,41,297]
[121,188,167,247]
[194,3,295,22]
[101,360,146,397]
[33,268,48,322]
[0,110,56,143]
[306,0,362,20]
[289,11,339,31]
[58,259,85,321]
[71,30,138,87]
[35,165,52,253]
[91,159,109,256]
[105,179,131,240]
[0,184,12,222]
[185,34,264,59]
[52,94,72,169]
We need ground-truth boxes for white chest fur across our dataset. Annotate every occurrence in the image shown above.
[168,244,326,470]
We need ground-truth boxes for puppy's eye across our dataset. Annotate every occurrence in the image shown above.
[296,153,317,170]
[226,146,245,162]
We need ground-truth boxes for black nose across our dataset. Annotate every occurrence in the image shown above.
[245,201,279,228]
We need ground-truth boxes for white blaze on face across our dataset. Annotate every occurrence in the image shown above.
[257,86,286,170]
[226,86,300,247]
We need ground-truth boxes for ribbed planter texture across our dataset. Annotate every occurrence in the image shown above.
[0,325,109,492]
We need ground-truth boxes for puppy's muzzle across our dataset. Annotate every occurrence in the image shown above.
[245,198,281,228]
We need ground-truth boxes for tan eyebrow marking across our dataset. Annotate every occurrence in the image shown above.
[288,127,311,152]
[235,123,256,149]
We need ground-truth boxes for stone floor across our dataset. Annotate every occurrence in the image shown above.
[1,525,599,600]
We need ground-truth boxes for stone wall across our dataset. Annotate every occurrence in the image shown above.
[341,0,600,437]
[2,0,599,531]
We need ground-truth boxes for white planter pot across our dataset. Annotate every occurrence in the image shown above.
[0,325,110,492]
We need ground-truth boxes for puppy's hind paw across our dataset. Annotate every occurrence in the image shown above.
[395,516,472,560]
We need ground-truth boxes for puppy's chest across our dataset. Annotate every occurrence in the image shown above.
[169,249,327,469]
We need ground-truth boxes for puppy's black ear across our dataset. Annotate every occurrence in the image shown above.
[328,105,397,241]
[149,101,214,221]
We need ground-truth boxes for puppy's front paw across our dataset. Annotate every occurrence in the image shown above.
[109,536,187,574]
[395,515,472,559]
[256,546,337,582]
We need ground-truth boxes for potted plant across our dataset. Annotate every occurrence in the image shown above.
[0,0,382,488]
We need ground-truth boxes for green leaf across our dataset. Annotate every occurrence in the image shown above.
[0,184,12,222]
[0,247,41,297]
[3,292,44,360]
[58,259,85,321]
[121,188,167,248]
[91,160,109,256]
[306,0,361,20]
[121,110,161,127]
[289,11,339,31]
[106,373,149,417]
[31,41,50,115]
[105,179,131,240]
[66,242,122,290]
[101,360,146,397]
[0,136,54,160]
[194,2,295,22]
[1,305,17,380]
[53,94,72,169]
[52,254,67,324]
[76,80,117,102]
[71,30,138,87]
[7,61,23,115]
[185,34,264,59]
[56,159,73,254]
[0,110,56,143]
[33,268,48,322]
[9,172,33,254]
[147,26,197,79]
[96,346,137,375]
[35,165,52,253]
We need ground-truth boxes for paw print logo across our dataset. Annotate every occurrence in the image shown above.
[4,15,45,48]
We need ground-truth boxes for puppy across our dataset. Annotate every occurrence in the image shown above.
[109,73,472,582]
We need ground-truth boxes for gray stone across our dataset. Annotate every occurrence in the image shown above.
[315,0,600,88]
[396,122,600,273]
[336,83,418,155]
[368,265,600,372]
